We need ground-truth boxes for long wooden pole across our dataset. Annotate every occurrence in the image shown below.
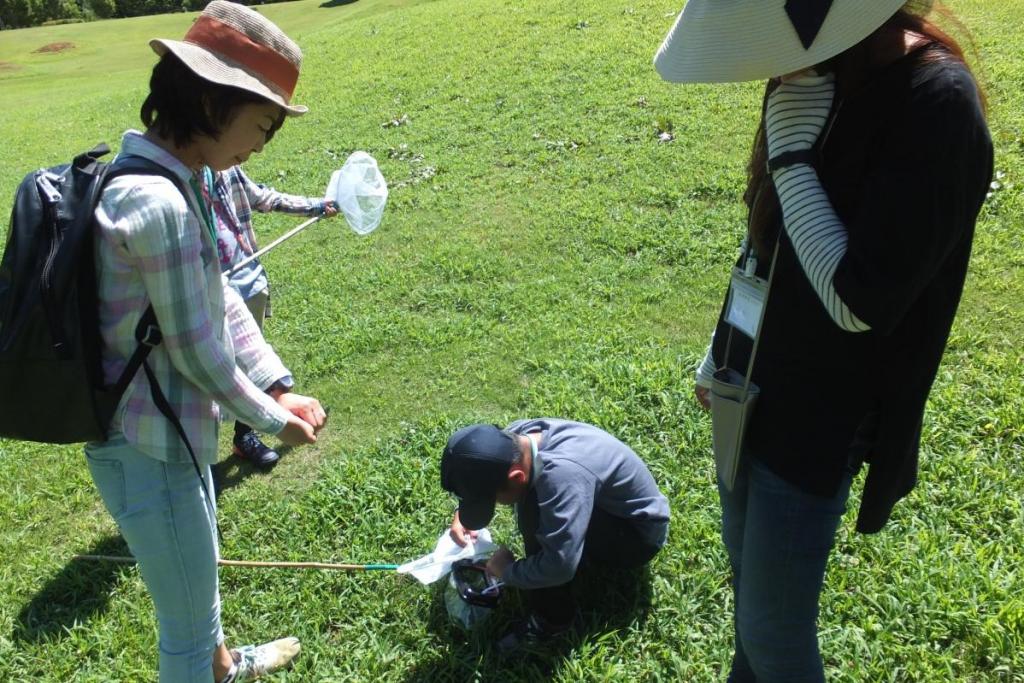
[73,554,398,571]
[227,214,323,275]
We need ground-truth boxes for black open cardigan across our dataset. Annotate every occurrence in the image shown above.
[711,46,993,533]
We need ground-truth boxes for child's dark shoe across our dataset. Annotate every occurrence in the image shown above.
[496,613,576,656]
[232,431,280,470]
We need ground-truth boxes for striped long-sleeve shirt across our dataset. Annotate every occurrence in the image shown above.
[764,73,870,333]
[94,130,292,464]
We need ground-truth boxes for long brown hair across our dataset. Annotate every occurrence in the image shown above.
[744,1,985,254]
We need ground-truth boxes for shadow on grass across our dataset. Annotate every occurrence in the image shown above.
[403,564,654,681]
[211,444,296,498]
[319,0,359,7]
[13,534,131,643]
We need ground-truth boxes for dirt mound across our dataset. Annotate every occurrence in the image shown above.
[33,42,75,54]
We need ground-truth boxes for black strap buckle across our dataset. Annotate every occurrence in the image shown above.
[138,323,162,347]
[133,305,162,347]
[137,321,160,348]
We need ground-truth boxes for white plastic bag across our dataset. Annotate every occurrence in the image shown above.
[397,528,497,585]
[325,151,388,235]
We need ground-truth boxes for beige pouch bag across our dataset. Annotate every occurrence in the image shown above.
[710,367,761,490]
[710,236,779,491]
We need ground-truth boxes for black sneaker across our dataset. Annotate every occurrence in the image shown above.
[232,431,280,469]
[496,613,575,656]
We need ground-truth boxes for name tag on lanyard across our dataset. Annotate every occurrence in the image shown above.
[725,266,768,339]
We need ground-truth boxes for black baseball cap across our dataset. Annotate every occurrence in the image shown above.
[440,424,521,530]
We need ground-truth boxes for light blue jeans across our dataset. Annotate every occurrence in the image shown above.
[719,456,855,683]
[85,434,223,683]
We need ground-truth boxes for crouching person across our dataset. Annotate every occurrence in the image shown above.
[441,419,670,651]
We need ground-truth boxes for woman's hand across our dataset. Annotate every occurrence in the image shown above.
[322,200,339,218]
[764,72,835,160]
[695,385,711,411]
[449,510,479,547]
[277,414,317,446]
[276,392,327,434]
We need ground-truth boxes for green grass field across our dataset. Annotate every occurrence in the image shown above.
[1,0,1022,680]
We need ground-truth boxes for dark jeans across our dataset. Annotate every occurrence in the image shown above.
[719,456,856,683]
[516,489,663,626]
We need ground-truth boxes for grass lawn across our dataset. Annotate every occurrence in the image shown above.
[1,0,1022,680]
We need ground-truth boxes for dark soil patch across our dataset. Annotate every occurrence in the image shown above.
[33,42,75,54]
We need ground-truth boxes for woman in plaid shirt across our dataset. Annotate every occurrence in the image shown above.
[86,3,326,681]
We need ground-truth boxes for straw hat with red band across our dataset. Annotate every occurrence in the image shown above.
[150,0,307,116]
[654,0,908,84]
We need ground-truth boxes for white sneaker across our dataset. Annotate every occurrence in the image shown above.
[220,637,301,682]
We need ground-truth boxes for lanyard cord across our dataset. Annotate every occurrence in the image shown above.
[721,93,845,379]
[188,167,218,246]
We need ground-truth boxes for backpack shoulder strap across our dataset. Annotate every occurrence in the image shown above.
[104,156,190,199]
[110,306,161,396]
[104,157,191,393]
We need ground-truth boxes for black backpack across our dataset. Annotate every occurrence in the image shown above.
[0,144,187,446]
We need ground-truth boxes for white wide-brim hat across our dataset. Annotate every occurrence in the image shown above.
[654,0,908,84]
[151,0,307,116]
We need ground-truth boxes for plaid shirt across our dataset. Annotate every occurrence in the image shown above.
[213,165,326,259]
[213,165,326,307]
[93,131,292,464]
